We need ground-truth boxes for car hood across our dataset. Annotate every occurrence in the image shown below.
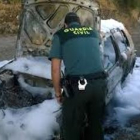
[16,0,100,58]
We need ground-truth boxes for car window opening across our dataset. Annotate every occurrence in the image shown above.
[104,36,116,70]
[48,5,69,28]
[24,12,47,45]
[121,30,130,47]
[113,30,127,53]
[76,7,95,28]
[36,4,56,20]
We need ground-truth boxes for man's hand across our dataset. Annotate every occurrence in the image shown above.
[55,94,63,104]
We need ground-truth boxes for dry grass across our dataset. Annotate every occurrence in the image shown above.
[99,0,116,10]
[0,2,21,34]
[131,9,140,20]
[10,0,21,4]
[0,3,20,24]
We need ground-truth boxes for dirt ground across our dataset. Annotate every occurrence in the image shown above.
[0,35,16,61]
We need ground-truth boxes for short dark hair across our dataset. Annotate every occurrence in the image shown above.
[64,12,81,25]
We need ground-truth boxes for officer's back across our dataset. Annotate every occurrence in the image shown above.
[49,14,104,76]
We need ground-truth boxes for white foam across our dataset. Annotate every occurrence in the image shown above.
[0,99,61,140]
[0,60,12,69]
[107,58,140,126]
[18,75,55,98]
[4,57,64,80]
[101,19,125,33]
[5,57,52,79]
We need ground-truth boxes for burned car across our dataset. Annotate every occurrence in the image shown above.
[101,19,136,103]
[0,0,136,108]
[0,0,137,139]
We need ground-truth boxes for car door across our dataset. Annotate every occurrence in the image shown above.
[111,28,132,79]
[103,35,123,104]
[121,29,136,74]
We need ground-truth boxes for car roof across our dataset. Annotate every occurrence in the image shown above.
[100,19,125,39]
[101,19,125,33]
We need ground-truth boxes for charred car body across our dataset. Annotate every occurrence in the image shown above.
[0,0,136,108]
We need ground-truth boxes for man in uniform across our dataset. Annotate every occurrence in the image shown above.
[49,12,106,140]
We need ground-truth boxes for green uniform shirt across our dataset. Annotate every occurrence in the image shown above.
[49,22,104,75]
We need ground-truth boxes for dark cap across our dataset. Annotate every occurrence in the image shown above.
[64,12,80,25]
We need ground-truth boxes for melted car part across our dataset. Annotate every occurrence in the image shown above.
[0,71,54,108]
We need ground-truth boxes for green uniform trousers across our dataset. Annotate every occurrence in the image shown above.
[62,79,106,140]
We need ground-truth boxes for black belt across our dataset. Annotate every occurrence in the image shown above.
[66,71,107,83]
